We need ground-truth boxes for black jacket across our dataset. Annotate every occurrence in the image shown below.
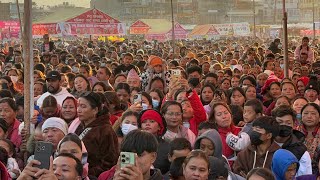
[282,130,307,160]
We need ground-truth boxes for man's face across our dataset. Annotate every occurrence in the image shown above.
[97,68,108,81]
[50,57,59,66]
[53,156,81,180]
[43,35,49,43]
[123,55,133,66]
[42,127,65,150]
[47,79,61,94]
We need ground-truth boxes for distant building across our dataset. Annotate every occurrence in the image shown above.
[0,2,11,20]
[299,0,319,23]
[262,0,300,24]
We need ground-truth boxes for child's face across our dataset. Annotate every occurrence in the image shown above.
[243,106,258,123]
[0,141,12,156]
[200,138,214,157]
[153,65,163,73]
[285,163,297,180]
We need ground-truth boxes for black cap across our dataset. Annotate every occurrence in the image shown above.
[305,83,320,94]
[46,71,61,81]
[0,118,8,133]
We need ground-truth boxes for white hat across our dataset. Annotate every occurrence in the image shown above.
[42,117,68,135]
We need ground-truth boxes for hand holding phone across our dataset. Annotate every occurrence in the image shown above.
[34,141,53,170]
[120,152,136,168]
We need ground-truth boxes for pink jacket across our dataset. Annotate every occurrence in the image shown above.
[8,119,21,148]
[294,45,314,63]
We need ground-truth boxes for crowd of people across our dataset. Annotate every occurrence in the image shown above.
[0,34,319,180]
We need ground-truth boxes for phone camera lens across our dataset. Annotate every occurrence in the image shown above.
[121,159,126,163]
[121,154,126,158]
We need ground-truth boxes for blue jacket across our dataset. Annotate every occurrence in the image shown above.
[272,149,299,180]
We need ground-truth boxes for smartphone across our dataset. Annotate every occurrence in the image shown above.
[34,141,53,169]
[171,69,181,81]
[120,152,135,168]
[133,93,142,104]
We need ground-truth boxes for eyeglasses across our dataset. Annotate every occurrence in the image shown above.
[166,112,182,117]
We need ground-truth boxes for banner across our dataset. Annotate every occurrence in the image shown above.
[232,23,251,36]
[33,23,126,36]
[213,24,233,36]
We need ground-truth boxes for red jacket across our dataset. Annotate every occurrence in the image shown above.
[187,91,207,136]
[218,125,241,159]
[98,166,116,180]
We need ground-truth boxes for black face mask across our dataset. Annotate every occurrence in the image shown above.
[188,78,200,87]
[279,125,293,137]
[250,131,264,146]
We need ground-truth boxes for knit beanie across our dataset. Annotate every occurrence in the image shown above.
[42,117,68,135]
[140,110,165,135]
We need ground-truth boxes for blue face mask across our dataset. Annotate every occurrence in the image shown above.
[296,114,302,120]
[152,99,160,109]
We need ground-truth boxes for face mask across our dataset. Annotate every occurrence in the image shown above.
[296,114,302,120]
[72,67,79,73]
[278,44,282,49]
[278,125,293,137]
[121,124,138,136]
[280,64,284,69]
[188,78,200,87]
[10,76,18,83]
[142,103,149,111]
[249,131,264,146]
[152,99,160,109]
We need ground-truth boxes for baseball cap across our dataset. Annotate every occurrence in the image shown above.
[46,71,61,81]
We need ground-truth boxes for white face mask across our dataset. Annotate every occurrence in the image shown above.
[72,66,79,73]
[121,124,138,136]
[10,76,18,83]
[142,103,149,111]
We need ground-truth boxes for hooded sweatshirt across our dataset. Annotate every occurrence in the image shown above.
[233,141,280,175]
[272,149,299,180]
[194,129,223,159]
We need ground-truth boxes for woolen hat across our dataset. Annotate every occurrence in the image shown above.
[42,117,68,135]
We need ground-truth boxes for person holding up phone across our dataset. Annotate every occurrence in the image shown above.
[98,130,163,180]
[18,153,83,180]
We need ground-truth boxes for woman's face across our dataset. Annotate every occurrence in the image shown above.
[270,84,281,99]
[114,76,126,88]
[281,83,296,100]
[221,80,230,91]
[79,67,89,78]
[297,81,306,94]
[176,92,187,103]
[116,89,130,103]
[0,102,16,125]
[77,97,97,123]
[34,83,43,97]
[61,99,77,121]
[74,77,88,93]
[231,90,246,106]
[141,119,160,135]
[150,92,161,102]
[164,105,182,128]
[121,115,138,126]
[183,157,209,180]
[201,87,214,103]
[59,141,82,161]
[246,87,256,100]
[302,105,320,128]
[292,98,308,114]
[214,105,232,128]
[182,101,194,120]
[93,84,105,93]
[275,97,290,108]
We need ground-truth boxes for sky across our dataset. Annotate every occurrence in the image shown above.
[3,0,90,8]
